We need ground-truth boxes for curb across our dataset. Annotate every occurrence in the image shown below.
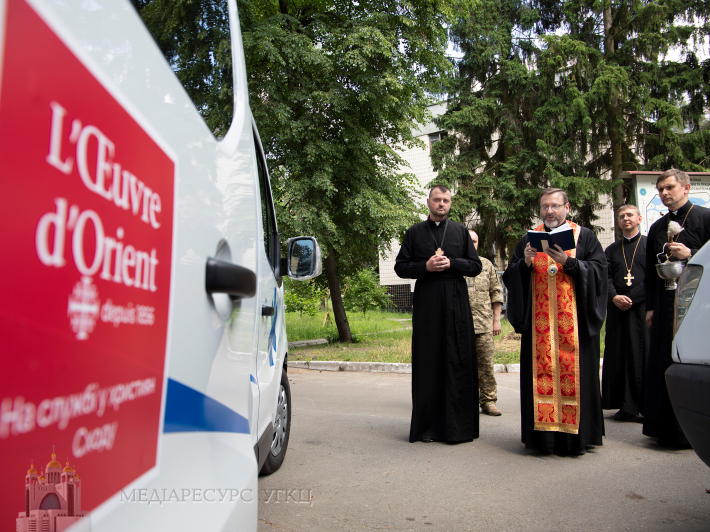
[288,360,604,374]
[290,361,412,373]
[288,339,328,349]
[289,361,515,374]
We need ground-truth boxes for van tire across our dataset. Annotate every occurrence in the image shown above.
[260,371,291,475]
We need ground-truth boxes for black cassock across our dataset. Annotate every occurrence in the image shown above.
[503,226,607,454]
[394,218,482,443]
[601,233,649,416]
[644,201,710,446]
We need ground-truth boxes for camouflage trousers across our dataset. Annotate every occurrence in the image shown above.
[476,332,497,405]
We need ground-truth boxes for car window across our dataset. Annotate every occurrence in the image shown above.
[132,2,234,139]
[255,134,277,273]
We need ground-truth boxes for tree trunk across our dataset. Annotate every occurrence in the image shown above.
[609,109,624,239]
[603,2,613,56]
[604,1,624,239]
[324,248,353,343]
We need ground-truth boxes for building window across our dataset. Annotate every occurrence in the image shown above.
[429,132,446,149]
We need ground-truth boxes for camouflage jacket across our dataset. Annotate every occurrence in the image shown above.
[466,257,504,334]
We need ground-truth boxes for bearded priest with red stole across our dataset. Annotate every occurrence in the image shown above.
[503,188,608,455]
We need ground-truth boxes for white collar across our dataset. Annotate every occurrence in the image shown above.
[545,221,569,231]
[624,231,640,240]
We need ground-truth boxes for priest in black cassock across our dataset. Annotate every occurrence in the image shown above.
[601,205,649,421]
[644,169,710,448]
[503,188,607,455]
[394,185,482,443]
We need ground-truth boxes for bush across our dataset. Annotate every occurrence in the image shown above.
[283,277,323,316]
[343,269,392,317]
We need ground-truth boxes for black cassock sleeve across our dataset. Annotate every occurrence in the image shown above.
[503,228,607,338]
[449,225,482,277]
[573,228,608,338]
[644,222,659,311]
[394,226,428,279]
[606,245,618,300]
[502,236,533,334]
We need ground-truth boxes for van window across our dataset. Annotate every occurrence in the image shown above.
[132,1,233,138]
[255,135,277,273]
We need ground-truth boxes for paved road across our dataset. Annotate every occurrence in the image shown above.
[257,370,710,531]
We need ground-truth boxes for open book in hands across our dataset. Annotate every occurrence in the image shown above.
[527,225,575,252]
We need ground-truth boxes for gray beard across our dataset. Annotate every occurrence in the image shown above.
[544,218,570,231]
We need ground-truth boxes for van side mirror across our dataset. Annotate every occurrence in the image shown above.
[283,237,322,280]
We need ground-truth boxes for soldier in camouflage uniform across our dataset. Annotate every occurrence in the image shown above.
[466,231,505,416]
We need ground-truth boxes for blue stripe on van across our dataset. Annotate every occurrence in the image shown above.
[164,378,249,434]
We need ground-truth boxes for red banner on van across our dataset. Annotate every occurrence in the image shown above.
[0,0,175,526]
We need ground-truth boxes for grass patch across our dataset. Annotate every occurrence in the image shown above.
[492,319,520,364]
[285,310,411,342]
[287,311,607,365]
[289,329,413,364]
[599,320,606,355]
[287,313,523,364]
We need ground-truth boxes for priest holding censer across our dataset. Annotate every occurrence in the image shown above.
[643,169,710,448]
[395,185,482,444]
[601,205,649,422]
[503,188,607,455]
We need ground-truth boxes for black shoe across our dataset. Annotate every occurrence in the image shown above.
[421,437,433,443]
[613,410,636,421]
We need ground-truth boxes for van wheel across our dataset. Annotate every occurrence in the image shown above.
[260,371,291,475]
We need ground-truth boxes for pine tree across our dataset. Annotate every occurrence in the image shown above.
[433,0,710,257]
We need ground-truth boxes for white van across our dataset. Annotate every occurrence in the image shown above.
[668,242,710,467]
[0,0,320,530]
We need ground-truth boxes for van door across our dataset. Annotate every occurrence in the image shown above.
[253,129,282,450]
[0,0,262,529]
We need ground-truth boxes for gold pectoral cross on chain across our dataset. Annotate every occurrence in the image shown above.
[624,271,634,286]
[427,221,449,258]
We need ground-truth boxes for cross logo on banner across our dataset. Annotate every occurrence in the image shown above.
[67,277,100,340]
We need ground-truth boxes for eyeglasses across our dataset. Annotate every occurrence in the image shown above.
[540,204,565,212]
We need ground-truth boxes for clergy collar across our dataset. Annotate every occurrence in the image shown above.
[543,221,569,233]
[427,216,447,227]
[623,230,641,241]
[671,200,692,217]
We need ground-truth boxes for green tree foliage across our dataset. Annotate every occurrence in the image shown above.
[432,0,710,260]
[343,269,392,317]
[283,277,324,316]
[431,0,551,262]
[136,0,458,342]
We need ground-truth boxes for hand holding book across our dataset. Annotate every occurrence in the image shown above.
[527,224,575,252]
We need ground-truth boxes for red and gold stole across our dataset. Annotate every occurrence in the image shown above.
[531,222,581,434]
